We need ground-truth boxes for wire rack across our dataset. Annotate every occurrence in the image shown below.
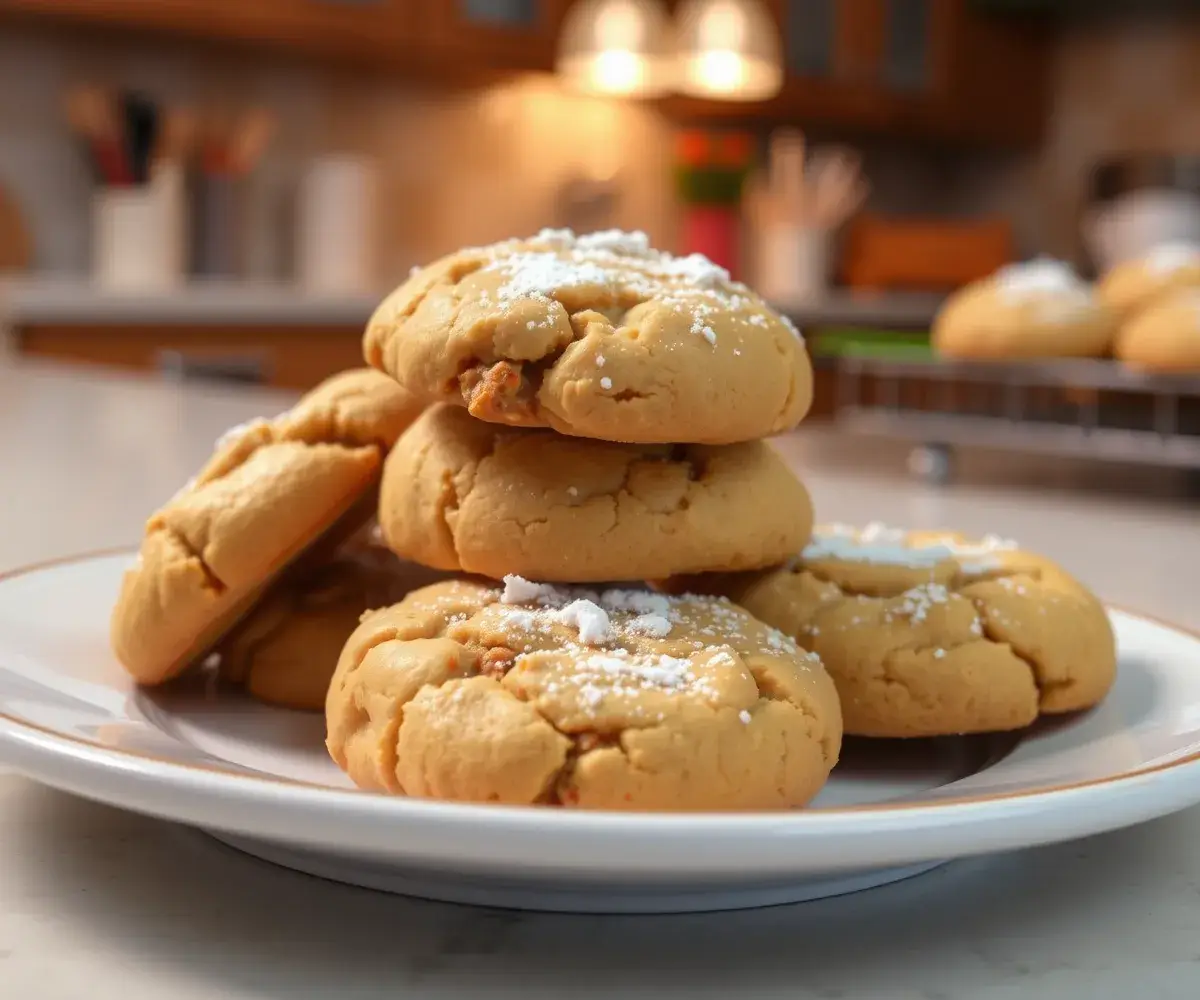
[829,355,1200,484]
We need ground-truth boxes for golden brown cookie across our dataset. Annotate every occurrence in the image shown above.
[379,404,813,583]
[681,523,1116,738]
[1114,288,1200,372]
[364,228,812,444]
[934,259,1116,360]
[216,541,452,711]
[1098,243,1200,322]
[326,577,842,810]
[111,369,425,687]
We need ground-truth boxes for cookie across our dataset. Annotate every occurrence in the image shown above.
[378,404,814,583]
[364,228,812,444]
[216,540,452,711]
[933,259,1116,359]
[1114,288,1200,373]
[111,369,425,686]
[326,577,842,810]
[1098,243,1200,322]
[682,524,1116,738]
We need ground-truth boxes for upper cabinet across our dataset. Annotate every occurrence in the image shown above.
[0,0,1049,145]
[670,0,1049,146]
[0,0,562,71]
[423,0,568,69]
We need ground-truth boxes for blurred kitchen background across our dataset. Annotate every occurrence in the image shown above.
[1,0,1198,494]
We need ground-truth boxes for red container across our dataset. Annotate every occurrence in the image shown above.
[680,205,740,278]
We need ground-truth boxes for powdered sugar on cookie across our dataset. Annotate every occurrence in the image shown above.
[800,523,1017,574]
[477,228,804,344]
[1145,241,1200,275]
[555,599,611,645]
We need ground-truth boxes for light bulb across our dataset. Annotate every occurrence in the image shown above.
[675,0,783,101]
[556,0,675,98]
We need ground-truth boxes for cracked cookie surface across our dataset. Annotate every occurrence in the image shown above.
[110,369,426,686]
[379,404,814,582]
[676,524,1116,738]
[216,539,453,711]
[325,577,842,810]
[364,228,812,444]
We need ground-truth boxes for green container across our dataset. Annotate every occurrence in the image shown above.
[811,328,934,361]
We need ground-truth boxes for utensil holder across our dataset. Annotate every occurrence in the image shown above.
[192,174,244,279]
[92,165,185,291]
[754,225,830,305]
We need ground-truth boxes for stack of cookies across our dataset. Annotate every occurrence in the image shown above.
[110,228,1119,814]
[325,228,844,810]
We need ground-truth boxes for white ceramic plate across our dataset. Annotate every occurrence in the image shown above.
[2,551,1200,913]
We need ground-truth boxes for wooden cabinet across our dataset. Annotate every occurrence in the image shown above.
[670,0,1049,146]
[2,0,1049,144]
[12,323,365,392]
[221,1,416,56]
[0,0,557,73]
[422,0,569,70]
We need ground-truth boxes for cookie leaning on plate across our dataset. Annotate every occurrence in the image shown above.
[111,369,425,686]
[215,538,452,711]
[364,228,812,444]
[378,404,814,582]
[676,524,1116,738]
[934,259,1116,360]
[326,578,842,810]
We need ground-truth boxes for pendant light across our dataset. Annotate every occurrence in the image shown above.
[556,0,676,98]
[674,0,783,101]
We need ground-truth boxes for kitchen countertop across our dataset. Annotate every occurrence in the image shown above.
[2,358,1199,999]
[0,277,381,328]
[0,276,943,331]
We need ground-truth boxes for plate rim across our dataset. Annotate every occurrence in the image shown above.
[1,547,1199,830]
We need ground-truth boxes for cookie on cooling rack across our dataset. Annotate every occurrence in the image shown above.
[1098,243,1200,322]
[934,259,1116,360]
[1114,288,1200,373]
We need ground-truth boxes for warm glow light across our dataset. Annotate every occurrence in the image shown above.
[675,0,782,101]
[694,50,745,94]
[591,49,645,94]
[556,0,675,98]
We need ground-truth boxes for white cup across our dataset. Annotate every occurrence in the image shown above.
[297,155,379,295]
[92,165,185,291]
[754,224,830,306]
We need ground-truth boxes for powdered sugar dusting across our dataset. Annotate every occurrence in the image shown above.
[477,578,817,718]
[692,316,718,345]
[996,257,1090,300]
[627,614,672,638]
[889,583,951,624]
[599,590,673,618]
[501,574,565,605]
[492,252,611,301]
[1145,241,1200,275]
[800,523,1018,573]
[467,228,804,347]
[555,599,611,645]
